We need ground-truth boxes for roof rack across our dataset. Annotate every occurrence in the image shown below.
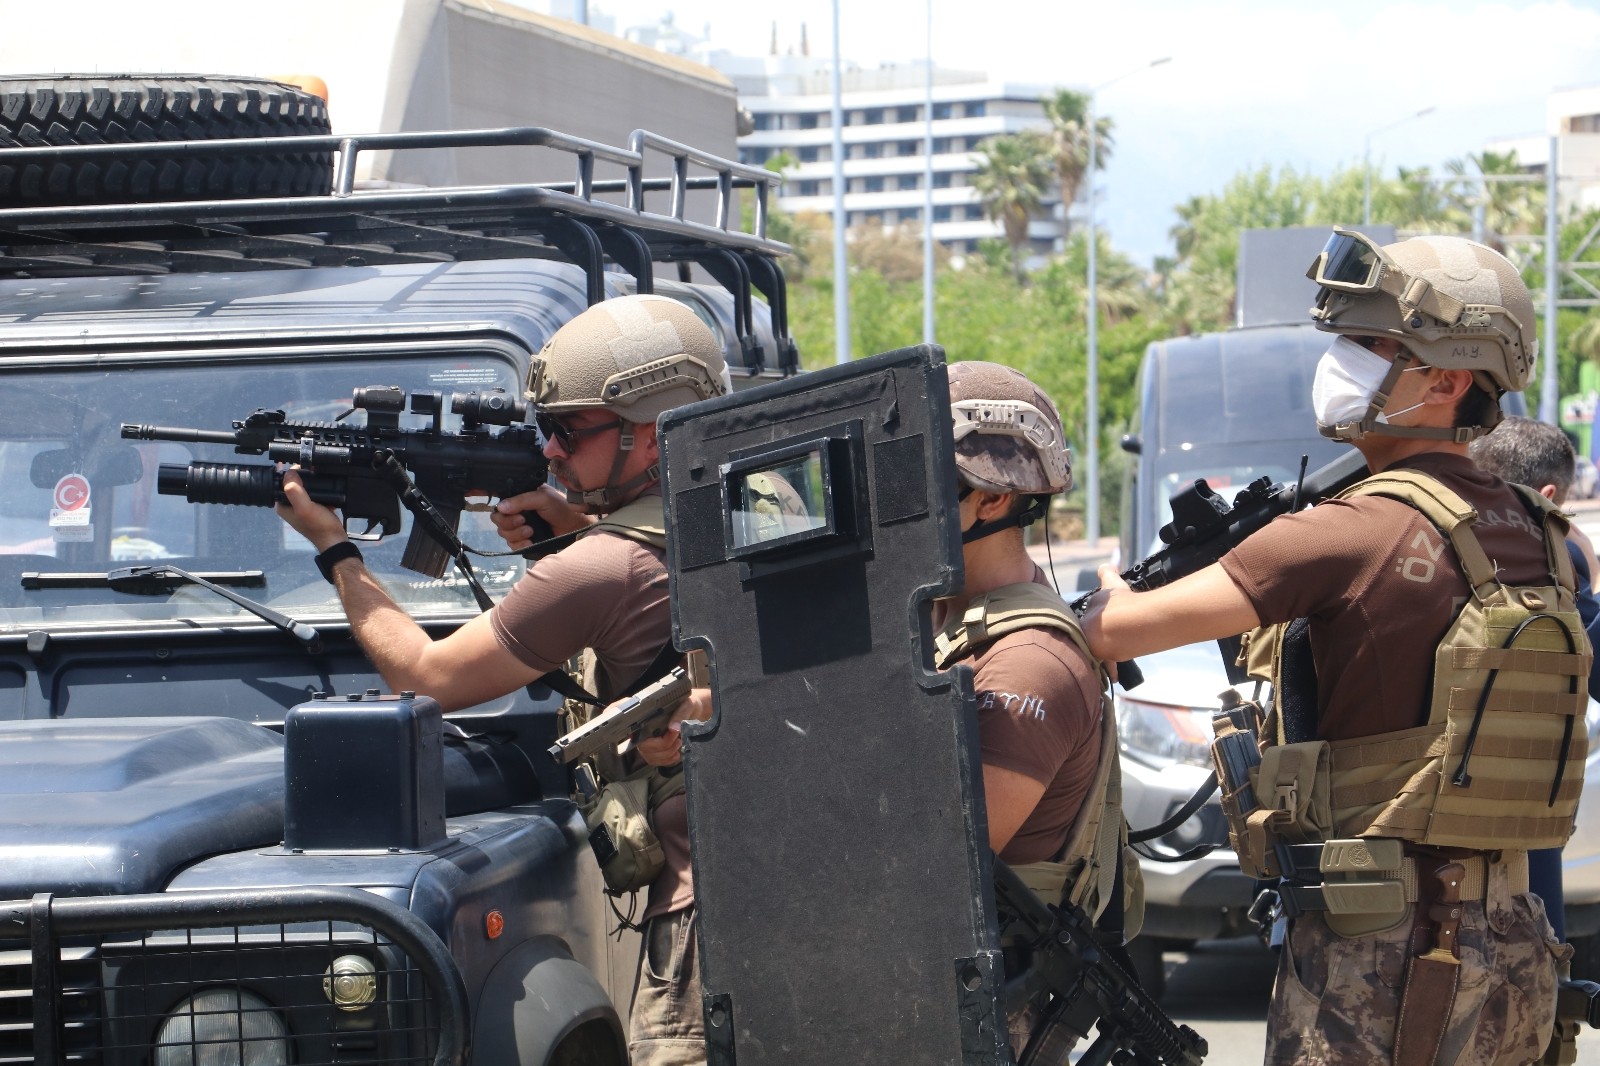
[0,126,799,375]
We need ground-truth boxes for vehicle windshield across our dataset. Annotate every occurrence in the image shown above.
[0,349,529,633]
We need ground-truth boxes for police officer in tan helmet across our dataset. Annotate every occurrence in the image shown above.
[278,293,728,1066]
[1082,231,1585,1064]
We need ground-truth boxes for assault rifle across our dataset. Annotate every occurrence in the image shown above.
[548,666,692,765]
[1078,448,1369,686]
[993,859,1207,1065]
[122,385,549,583]
[1122,449,1368,594]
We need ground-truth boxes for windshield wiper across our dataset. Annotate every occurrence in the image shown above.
[21,565,320,647]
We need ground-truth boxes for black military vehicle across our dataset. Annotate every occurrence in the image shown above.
[0,76,796,1066]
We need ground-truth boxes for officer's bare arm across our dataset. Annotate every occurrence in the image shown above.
[984,766,1048,852]
[1080,561,1261,663]
[279,472,541,711]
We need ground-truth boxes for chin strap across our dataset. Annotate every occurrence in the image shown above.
[562,421,662,512]
[565,463,661,512]
[961,494,1049,545]
[1319,350,1492,444]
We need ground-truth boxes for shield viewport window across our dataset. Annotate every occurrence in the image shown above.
[727,446,834,558]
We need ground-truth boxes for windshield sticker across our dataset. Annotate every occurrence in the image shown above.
[428,367,502,387]
[50,472,94,543]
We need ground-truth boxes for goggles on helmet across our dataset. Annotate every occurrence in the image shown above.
[1308,228,1390,293]
[1307,226,1498,341]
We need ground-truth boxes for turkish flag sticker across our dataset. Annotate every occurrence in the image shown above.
[53,473,90,512]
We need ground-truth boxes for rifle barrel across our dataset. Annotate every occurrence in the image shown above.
[121,423,240,446]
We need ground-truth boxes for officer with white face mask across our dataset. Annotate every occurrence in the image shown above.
[1084,231,1584,1065]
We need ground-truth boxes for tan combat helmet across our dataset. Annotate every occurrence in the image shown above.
[526,294,731,509]
[1307,228,1536,442]
[947,361,1072,541]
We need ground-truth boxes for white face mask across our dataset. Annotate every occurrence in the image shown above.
[1311,335,1414,428]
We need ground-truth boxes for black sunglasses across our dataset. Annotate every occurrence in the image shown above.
[535,412,624,451]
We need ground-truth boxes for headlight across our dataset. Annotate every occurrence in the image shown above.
[324,954,378,1011]
[153,987,289,1066]
[1116,695,1212,769]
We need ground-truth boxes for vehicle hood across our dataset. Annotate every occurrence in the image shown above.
[0,717,284,898]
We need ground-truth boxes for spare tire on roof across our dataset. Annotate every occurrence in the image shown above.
[0,74,334,206]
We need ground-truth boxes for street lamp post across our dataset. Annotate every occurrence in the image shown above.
[922,0,935,345]
[1362,106,1435,225]
[1084,56,1168,548]
[829,0,849,363]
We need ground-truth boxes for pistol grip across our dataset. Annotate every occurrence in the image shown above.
[521,510,557,556]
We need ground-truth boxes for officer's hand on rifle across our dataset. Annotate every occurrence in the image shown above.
[276,469,350,553]
[489,485,592,549]
[1076,563,1132,676]
[634,687,713,768]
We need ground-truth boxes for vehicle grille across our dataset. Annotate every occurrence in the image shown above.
[1,893,460,1066]
[0,944,100,1064]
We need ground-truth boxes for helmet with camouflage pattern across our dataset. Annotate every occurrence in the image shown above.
[1307,230,1535,440]
[526,294,731,423]
[947,361,1072,495]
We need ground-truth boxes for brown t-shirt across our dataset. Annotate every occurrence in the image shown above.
[1219,452,1552,742]
[488,521,694,920]
[946,574,1105,865]
[489,529,670,696]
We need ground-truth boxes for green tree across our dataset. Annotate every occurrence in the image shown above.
[1042,89,1113,235]
[970,130,1054,281]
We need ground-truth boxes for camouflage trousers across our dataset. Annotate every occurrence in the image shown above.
[629,905,706,1066]
[1266,867,1567,1065]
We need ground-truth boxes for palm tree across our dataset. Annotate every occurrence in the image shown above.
[1445,149,1544,253]
[1042,89,1114,235]
[971,130,1054,281]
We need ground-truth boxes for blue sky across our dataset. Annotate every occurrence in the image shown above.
[598,0,1600,265]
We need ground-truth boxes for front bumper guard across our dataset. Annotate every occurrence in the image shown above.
[0,885,469,1066]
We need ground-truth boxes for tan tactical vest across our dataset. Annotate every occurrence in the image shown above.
[1257,471,1589,852]
[584,494,668,554]
[561,493,672,777]
[934,582,1142,933]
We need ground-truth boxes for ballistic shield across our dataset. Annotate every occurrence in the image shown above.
[659,345,1007,1066]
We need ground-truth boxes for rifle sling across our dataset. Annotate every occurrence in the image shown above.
[1127,770,1217,845]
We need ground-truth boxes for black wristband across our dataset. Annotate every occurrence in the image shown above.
[314,541,363,584]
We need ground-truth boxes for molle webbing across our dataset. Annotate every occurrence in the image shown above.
[584,495,667,551]
[935,583,1128,923]
[1324,473,1588,850]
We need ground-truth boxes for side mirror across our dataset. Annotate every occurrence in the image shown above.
[31,446,145,489]
[1120,434,1142,456]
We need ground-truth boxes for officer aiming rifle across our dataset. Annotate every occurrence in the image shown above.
[1084,231,1585,1065]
